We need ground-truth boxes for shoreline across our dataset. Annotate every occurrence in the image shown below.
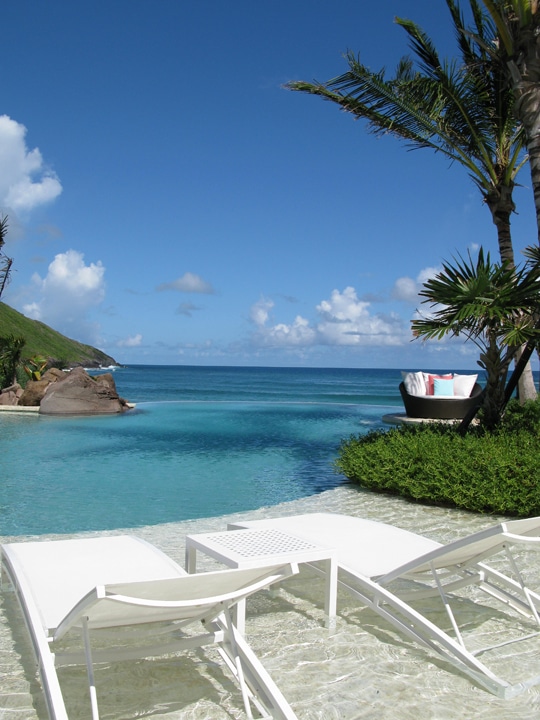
[2,486,540,718]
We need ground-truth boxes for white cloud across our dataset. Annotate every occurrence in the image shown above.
[315,287,403,346]
[0,115,62,212]
[157,272,214,294]
[262,315,317,347]
[22,301,41,319]
[392,266,441,303]
[417,266,441,285]
[392,276,418,302]
[117,333,142,347]
[250,297,274,326]
[22,249,105,343]
[316,287,369,323]
[251,286,406,349]
[40,250,105,295]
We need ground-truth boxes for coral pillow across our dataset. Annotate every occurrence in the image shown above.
[434,378,454,396]
[424,373,452,395]
[453,374,478,397]
[401,371,426,396]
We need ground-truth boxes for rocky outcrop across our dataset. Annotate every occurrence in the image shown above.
[18,379,51,406]
[39,367,130,415]
[18,368,66,406]
[0,383,23,405]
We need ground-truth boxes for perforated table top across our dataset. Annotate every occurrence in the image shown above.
[186,527,335,569]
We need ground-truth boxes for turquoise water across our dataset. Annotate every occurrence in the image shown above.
[2,366,405,536]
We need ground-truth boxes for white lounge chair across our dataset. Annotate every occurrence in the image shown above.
[229,512,540,698]
[1,535,299,720]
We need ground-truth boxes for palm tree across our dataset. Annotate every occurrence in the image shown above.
[465,0,540,402]
[0,333,25,389]
[287,0,525,266]
[412,247,540,429]
[286,0,537,399]
[479,1,540,241]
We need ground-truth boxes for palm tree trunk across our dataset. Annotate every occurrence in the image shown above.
[479,339,508,431]
[486,188,537,401]
[522,103,540,244]
[505,340,537,403]
[510,37,540,243]
[517,81,540,395]
[510,31,540,398]
[515,345,537,399]
[487,184,516,265]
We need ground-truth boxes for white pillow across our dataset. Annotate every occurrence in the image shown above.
[401,371,426,396]
[453,374,478,397]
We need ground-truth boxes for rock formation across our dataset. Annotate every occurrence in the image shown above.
[39,367,130,415]
[18,368,65,406]
[0,383,23,405]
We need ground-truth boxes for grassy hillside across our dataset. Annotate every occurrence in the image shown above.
[0,302,118,367]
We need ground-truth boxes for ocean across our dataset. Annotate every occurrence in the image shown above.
[1,365,405,536]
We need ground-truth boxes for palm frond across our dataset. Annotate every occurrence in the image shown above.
[0,215,8,251]
[286,0,525,205]
[414,246,540,351]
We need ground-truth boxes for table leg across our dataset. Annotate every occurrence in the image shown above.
[324,557,337,622]
[185,544,197,573]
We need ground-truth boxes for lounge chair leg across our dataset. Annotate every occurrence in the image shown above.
[430,561,465,648]
[504,545,540,626]
[81,616,100,720]
[222,607,254,719]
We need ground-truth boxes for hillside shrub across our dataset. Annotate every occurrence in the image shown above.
[336,410,540,516]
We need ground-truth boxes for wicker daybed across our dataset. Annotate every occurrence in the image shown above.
[399,381,483,420]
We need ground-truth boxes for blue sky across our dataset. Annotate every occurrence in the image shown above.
[1,1,537,370]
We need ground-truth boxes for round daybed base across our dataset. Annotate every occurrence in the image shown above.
[399,382,483,420]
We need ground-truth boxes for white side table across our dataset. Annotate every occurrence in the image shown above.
[185,527,337,634]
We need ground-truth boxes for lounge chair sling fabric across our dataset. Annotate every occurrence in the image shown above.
[229,513,540,698]
[1,535,299,720]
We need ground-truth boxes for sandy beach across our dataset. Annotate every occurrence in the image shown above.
[2,485,540,719]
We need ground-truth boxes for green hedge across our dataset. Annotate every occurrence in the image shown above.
[336,404,540,516]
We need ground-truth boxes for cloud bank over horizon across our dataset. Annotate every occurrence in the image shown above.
[250,286,409,350]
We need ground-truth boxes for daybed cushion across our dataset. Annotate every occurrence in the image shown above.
[401,371,426,396]
[453,373,478,397]
[424,373,452,395]
[434,378,454,396]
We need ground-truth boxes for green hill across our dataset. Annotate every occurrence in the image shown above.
[0,302,119,367]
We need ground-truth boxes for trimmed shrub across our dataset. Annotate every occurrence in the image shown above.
[336,419,540,516]
[502,397,540,434]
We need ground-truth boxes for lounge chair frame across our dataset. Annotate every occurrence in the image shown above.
[230,513,540,698]
[1,535,299,720]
